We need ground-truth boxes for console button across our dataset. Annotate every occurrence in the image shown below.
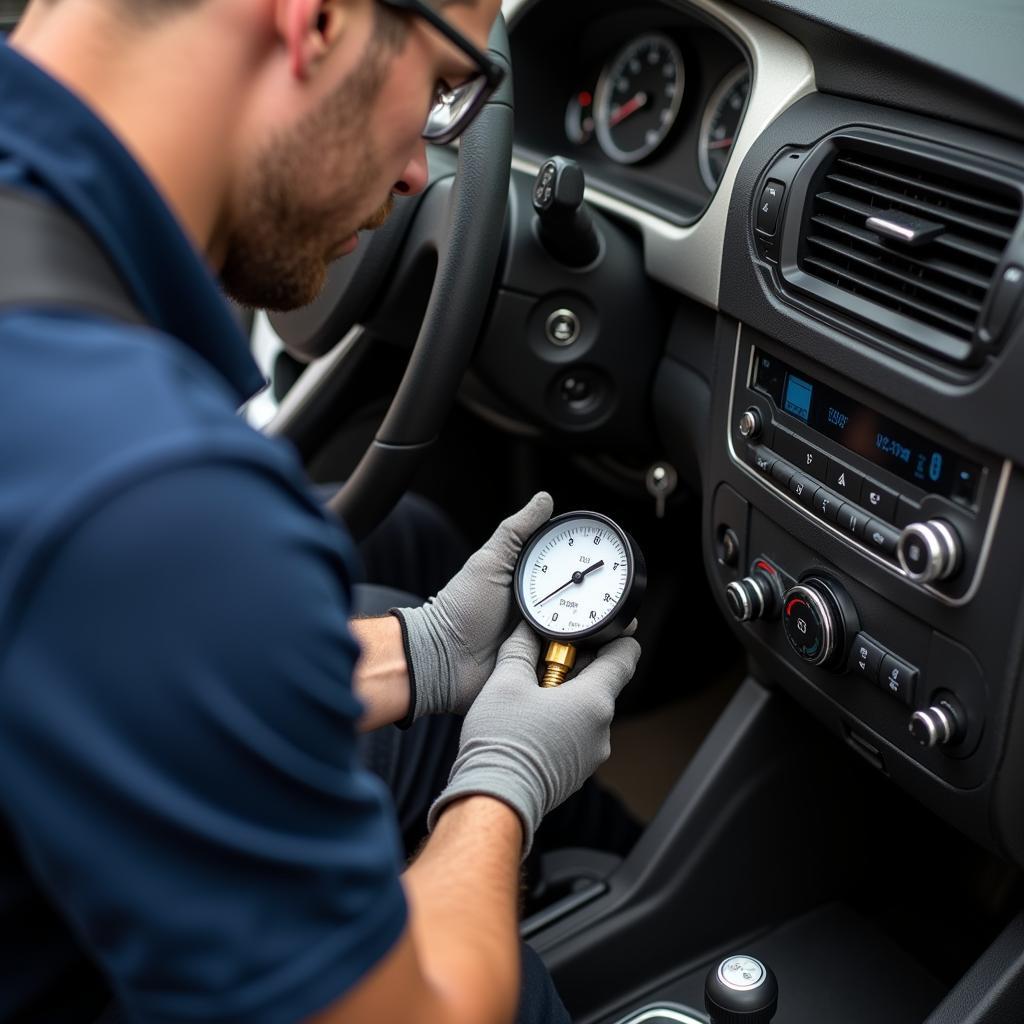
[837,503,868,538]
[812,487,841,523]
[826,461,863,501]
[859,479,898,522]
[849,633,885,682]
[748,446,775,476]
[755,180,785,235]
[775,432,829,482]
[879,654,918,706]
[788,472,817,509]
[863,519,900,557]
[771,460,795,487]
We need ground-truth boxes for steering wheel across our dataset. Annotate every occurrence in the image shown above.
[266,16,513,541]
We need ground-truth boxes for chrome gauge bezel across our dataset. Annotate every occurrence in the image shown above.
[594,32,686,166]
[698,64,751,192]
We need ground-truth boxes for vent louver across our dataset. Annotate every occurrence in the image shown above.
[790,139,1022,363]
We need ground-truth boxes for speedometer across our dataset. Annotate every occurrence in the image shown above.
[594,33,685,165]
[698,65,750,190]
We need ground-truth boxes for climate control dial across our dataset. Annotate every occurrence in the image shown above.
[782,576,857,668]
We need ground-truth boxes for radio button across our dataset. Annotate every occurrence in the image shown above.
[748,445,775,476]
[812,487,841,523]
[837,503,868,538]
[859,479,898,522]
[863,518,900,557]
[826,461,863,501]
[788,471,818,509]
[774,431,830,483]
[771,460,795,487]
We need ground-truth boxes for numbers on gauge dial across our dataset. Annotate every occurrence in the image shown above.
[522,520,629,636]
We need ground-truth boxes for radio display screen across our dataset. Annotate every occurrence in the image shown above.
[754,351,981,505]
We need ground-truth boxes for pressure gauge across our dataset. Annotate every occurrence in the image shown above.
[514,511,646,686]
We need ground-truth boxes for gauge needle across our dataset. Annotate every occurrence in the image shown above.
[534,560,605,607]
[707,137,735,150]
[609,92,648,127]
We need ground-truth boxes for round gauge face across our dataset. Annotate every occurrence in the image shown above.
[698,65,750,191]
[594,33,685,165]
[515,512,637,642]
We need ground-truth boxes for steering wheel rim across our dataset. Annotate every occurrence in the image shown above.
[270,17,513,542]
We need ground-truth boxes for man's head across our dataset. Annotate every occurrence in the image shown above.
[14,0,502,310]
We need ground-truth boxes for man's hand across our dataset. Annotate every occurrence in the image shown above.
[390,492,554,724]
[428,620,641,856]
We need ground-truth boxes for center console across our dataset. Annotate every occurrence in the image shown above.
[705,88,1024,870]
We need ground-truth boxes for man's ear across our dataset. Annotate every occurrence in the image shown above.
[276,0,356,80]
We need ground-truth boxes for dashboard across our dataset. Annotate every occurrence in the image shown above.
[502,0,1024,872]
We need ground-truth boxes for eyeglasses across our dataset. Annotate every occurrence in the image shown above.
[376,0,505,145]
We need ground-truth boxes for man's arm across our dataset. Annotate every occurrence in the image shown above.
[310,795,523,1024]
[306,621,641,1024]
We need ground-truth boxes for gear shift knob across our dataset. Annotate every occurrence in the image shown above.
[532,156,601,267]
[705,954,779,1024]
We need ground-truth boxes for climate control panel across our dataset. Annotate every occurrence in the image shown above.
[720,551,976,753]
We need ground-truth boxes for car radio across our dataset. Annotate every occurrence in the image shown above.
[726,331,1010,604]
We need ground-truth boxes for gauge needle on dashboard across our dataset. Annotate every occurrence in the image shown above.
[707,137,735,150]
[609,92,648,127]
[534,560,605,607]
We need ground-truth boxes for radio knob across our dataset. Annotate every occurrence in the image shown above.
[726,571,776,622]
[909,696,964,748]
[897,520,962,583]
[781,577,856,668]
[738,406,763,440]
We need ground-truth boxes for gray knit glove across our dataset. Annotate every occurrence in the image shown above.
[390,493,554,726]
[427,621,642,856]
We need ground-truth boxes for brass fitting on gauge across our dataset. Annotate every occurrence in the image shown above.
[541,641,577,688]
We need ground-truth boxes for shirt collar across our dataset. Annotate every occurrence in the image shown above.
[0,41,266,403]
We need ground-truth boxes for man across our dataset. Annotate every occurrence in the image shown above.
[0,1,641,1023]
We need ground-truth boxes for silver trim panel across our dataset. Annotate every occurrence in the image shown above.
[725,324,1012,608]
[503,0,815,309]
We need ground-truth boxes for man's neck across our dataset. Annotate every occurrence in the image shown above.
[10,0,248,269]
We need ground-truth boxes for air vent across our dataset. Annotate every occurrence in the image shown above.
[784,134,1023,364]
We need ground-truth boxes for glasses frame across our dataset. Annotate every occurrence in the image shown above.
[376,0,506,144]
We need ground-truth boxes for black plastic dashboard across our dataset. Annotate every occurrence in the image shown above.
[507,0,1024,872]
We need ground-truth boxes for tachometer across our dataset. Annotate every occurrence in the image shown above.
[698,65,750,191]
[594,33,685,165]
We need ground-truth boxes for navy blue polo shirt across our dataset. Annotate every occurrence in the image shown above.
[0,41,406,1024]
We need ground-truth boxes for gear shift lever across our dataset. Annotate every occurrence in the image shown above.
[705,954,779,1024]
[532,156,601,267]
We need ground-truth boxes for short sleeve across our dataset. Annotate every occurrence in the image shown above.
[0,460,408,1024]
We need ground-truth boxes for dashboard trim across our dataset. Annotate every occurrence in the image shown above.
[503,0,816,309]
[725,322,1012,609]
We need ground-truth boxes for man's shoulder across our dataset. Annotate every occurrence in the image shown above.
[0,304,286,498]
[0,306,350,606]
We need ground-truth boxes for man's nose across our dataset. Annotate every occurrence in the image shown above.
[393,140,429,197]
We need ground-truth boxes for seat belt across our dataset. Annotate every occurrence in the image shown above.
[0,188,144,324]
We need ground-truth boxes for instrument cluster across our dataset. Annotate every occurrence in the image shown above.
[511,3,750,223]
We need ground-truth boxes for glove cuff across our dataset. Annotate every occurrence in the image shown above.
[388,610,419,731]
[427,765,541,859]
[388,605,453,724]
